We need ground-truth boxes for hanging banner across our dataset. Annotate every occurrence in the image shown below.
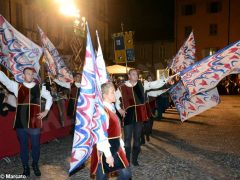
[113,33,126,63]
[113,31,135,63]
[124,31,135,62]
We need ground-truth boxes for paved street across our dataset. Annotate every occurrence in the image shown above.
[0,95,240,180]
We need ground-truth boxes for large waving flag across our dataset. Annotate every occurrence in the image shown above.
[0,15,42,82]
[168,31,221,121]
[38,26,73,83]
[170,32,195,73]
[96,30,108,85]
[180,40,240,97]
[69,24,108,173]
[169,81,220,121]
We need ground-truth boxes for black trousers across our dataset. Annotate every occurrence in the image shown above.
[124,122,143,148]
[141,118,153,144]
[96,163,131,180]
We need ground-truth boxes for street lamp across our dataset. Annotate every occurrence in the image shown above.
[55,0,79,17]
[55,0,86,73]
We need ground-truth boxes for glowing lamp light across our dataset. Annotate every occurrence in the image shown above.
[55,0,86,37]
[55,0,79,17]
[59,5,79,17]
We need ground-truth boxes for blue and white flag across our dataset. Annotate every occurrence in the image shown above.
[96,30,108,85]
[70,24,108,173]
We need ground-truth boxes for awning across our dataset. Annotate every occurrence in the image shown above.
[106,65,133,74]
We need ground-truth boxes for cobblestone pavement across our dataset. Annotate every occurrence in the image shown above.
[0,96,240,180]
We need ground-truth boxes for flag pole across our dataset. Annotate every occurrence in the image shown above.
[96,30,100,46]
[121,22,128,73]
[125,48,128,73]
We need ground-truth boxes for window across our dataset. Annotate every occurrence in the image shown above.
[207,1,222,13]
[209,24,218,35]
[209,48,217,55]
[202,48,218,58]
[182,4,196,16]
[185,26,192,38]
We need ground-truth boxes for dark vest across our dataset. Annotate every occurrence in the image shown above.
[90,107,129,175]
[119,80,148,125]
[14,84,41,129]
[67,83,80,118]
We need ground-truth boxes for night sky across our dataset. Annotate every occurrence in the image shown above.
[108,0,175,41]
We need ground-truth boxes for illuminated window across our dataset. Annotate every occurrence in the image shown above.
[202,48,218,58]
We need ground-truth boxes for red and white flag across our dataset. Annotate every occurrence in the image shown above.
[170,32,195,73]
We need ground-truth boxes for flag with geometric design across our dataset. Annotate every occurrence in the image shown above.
[180,40,240,97]
[0,15,42,82]
[170,31,195,73]
[169,81,220,121]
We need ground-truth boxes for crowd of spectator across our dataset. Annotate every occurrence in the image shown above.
[0,83,16,116]
[217,75,240,95]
